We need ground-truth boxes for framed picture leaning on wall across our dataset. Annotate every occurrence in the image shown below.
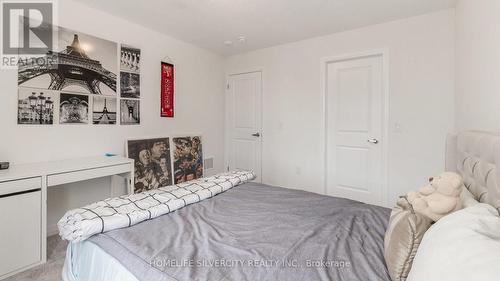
[172,136,203,184]
[126,137,173,193]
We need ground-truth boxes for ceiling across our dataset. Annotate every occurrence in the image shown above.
[74,0,456,56]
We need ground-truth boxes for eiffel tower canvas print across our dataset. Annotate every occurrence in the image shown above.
[18,26,118,96]
[93,96,117,125]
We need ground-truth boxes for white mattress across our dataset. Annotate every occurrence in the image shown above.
[62,240,138,281]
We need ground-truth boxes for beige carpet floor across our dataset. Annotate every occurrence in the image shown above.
[5,236,67,281]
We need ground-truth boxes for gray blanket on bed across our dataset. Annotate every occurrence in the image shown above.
[89,182,390,281]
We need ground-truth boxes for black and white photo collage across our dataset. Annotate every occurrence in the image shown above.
[120,45,141,125]
[17,25,140,126]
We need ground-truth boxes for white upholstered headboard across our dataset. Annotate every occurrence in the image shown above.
[446,131,500,213]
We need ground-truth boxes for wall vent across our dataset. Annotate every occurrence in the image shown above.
[204,157,214,170]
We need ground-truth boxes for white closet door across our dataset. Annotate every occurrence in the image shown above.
[226,71,262,181]
[326,55,384,205]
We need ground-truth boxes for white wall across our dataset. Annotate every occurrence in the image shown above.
[455,0,500,131]
[0,0,225,233]
[224,10,455,205]
[0,2,458,230]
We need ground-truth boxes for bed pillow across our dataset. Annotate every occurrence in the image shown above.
[384,197,433,281]
[407,203,500,281]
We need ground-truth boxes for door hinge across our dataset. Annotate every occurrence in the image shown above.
[226,83,230,90]
[227,166,230,172]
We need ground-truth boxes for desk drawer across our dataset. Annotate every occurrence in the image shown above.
[47,163,132,186]
[0,177,41,197]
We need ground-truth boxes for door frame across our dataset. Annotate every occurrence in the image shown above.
[225,68,264,182]
[320,49,390,207]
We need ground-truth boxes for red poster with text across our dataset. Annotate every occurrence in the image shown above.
[161,62,174,117]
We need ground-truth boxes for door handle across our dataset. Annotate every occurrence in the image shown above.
[367,138,379,144]
[252,132,261,137]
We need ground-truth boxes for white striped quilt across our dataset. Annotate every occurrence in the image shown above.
[58,170,255,242]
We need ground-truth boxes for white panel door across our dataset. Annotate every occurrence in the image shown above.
[326,55,384,205]
[227,71,262,181]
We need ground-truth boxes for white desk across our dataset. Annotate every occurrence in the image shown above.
[0,156,134,280]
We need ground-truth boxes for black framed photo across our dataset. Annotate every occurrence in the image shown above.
[127,137,173,193]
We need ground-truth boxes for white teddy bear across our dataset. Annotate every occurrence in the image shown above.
[407,172,464,222]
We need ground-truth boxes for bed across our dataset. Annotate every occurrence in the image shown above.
[62,182,391,281]
[62,131,500,281]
